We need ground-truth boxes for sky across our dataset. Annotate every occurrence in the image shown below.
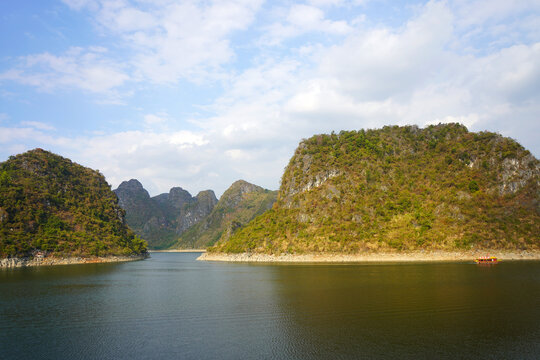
[1,0,539,198]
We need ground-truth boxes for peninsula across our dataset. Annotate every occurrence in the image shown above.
[202,124,540,262]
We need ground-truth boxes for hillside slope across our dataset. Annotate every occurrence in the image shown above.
[0,149,147,258]
[114,180,217,249]
[175,180,277,249]
[211,124,539,254]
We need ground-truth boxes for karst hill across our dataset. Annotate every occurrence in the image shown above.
[0,149,147,259]
[211,124,539,254]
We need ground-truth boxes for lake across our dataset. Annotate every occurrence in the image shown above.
[1,252,540,359]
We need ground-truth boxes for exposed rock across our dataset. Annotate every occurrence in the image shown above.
[282,168,340,208]
[0,207,7,223]
[498,155,539,195]
[167,187,194,209]
[114,181,217,249]
[0,254,148,268]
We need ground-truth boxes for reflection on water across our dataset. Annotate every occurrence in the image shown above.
[272,263,540,359]
[1,254,539,359]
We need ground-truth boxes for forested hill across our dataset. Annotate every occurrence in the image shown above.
[175,180,277,249]
[211,124,540,254]
[0,149,147,258]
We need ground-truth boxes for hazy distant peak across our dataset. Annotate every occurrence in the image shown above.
[168,187,194,208]
[196,190,218,202]
[117,179,144,191]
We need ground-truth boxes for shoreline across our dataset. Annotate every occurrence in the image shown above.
[197,250,540,263]
[0,254,149,268]
[149,249,206,253]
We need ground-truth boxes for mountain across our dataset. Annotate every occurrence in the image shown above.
[113,179,174,249]
[0,149,147,258]
[113,180,217,249]
[210,124,540,254]
[175,180,277,249]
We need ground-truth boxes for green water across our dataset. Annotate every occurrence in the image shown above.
[1,253,539,359]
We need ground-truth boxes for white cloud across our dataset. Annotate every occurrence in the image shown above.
[287,4,350,34]
[263,4,352,45]
[99,4,157,32]
[167,131,207,147]
[316,1,454,101]
[0,47,129,94]
[453,0,540,28]
[61,0,96,11]
[0,127,69,146]
[449,0,540,51]
[83,0,263,84]
[198,0,540,169]
[144,113,167,125]
[2,0,540,198]
[0,124,218,193]
[225,149,253,160]
[70,128,263,196]
[307,0,345,7]
[20,121,56,131]
[4,1,263,94]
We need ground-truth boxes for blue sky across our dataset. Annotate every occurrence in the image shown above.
[1,0,539,197]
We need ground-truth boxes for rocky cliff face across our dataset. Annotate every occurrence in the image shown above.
[212,124,540,254]
[175,190,218,234]
[114,181,217,249]
[176,180,277,249]
[113,179,166,231]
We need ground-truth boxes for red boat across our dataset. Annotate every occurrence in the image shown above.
[474,256,498,264]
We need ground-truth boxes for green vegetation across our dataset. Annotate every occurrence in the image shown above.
[0,149,147,258]
[210,124,540,254]
[175,180,277,249]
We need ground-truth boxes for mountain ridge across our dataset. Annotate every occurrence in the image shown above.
[113,180,217,249]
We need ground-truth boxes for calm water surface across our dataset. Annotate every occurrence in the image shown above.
[1,253,540,359]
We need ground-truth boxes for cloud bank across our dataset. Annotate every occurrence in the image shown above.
[1,0,539,197]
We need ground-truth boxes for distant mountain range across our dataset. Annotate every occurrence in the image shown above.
[113,179,277,249]
[113,180,217,249]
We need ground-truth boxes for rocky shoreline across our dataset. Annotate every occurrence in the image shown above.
[149,249,206,253]
[0,254,149,268]
[198,250,540,263]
